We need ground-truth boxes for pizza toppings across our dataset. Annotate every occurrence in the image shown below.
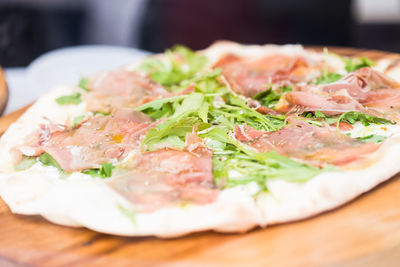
[275,90,366,115]
[109,144,216,212]
[234,117,379,166]
[139,45,208,89]
[82,70,170,113]
[295,68,400,119]
[17,110,156,172]
[214,53,323,97]
[12,45,400,214]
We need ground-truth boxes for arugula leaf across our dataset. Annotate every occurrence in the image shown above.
[155,135,186,150]
[139,45,207,89]
[136,95,187,120]
[142,117,201,151]
[198,125,327,189]
[345,57,376,73]
[254,89,281,108]
[14,156,36,171]
[78,77,90,91]
[313,48,344,85]
[314,72,343,85]
[314,110,326,118]
[94,111,112,116]
[337,111,393,127]
[172,93,204,119]
[212,94,282,132]
[39,153,63,171]
[198,102,209,123]
[55,93,82,105]
[207,133,329,190]
[82,163,114,178]
[100,163,113,177]
[199,126,231,145]
[357,134,387,143]
[72,115,85,127]
[214,151,327,190]
[280,86,293,93]
[302,111,394,128]
[118,205,136,224]
[253,86,292,109]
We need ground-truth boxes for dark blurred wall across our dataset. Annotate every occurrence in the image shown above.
[139,0,352,52]
[1,0,400,67]
[0,6,84,67]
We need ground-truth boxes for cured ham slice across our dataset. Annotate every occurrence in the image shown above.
[18,110,157,172]
[109,133,217,212]
[319,68,400,115]
[321,67,400,101]
[276,91,366,115]
[83,70,170,113]
[214,54,322,97]
[234,118,379,166]
[275,67,400,117]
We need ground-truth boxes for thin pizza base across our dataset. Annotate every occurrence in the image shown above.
[1,44,400,237]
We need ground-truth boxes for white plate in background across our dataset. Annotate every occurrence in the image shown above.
[4,45,150,114]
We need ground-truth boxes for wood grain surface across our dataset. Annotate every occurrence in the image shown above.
[1,48,400,267]
[0,68,9,116]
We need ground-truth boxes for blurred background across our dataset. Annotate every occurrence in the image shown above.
[1,0,400,67]
[1,0,400,114]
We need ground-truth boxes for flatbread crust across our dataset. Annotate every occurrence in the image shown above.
[1,43,400,237]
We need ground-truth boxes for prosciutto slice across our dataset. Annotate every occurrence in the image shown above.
[275,67,400,117]
[18,110,157,172]
[319,68,400,115]
[234,118,379,166]
[321,67,400,101]
[83,70,170,113]
[214,53,322,97]
[276,90,366,115]
[109,132,217,212]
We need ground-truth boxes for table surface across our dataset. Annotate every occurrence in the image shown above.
[1,47,400,267]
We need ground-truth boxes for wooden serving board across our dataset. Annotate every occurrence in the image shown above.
[1,48,400,267]
[0,68,9,116]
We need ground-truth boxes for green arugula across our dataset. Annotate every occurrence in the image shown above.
[314,71,343,85]
[213,94,283,131]
[213,151,328,190]
[118,205,136,224]
[171,93,204,119]
[197,126,329,191]
[55,93,82,105]
[72,115,86,127]
[302,111,394,128]
[137,69,284,151]
[14,156,37,171]
[136,60,334,191]
[337,111,393,127]
[82,163,114,178]
[39,153,63,171]
[78,77,90,91]
[345,56,376,73]
[142,117,202,151]
[139,45,207,90]
[314,48,375,85]
[357,134,387,143]
[136,95,187,120]
[253,85,292,108]
[314,48,344,85]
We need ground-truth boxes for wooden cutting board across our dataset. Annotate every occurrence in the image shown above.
[1,48,400,267]
[0,68,9,116]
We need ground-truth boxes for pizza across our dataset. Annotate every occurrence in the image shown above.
[1,41,400,237]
